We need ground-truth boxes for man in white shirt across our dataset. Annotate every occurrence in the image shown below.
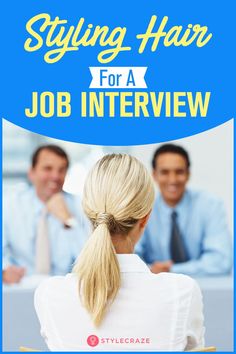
[3,145,89,284]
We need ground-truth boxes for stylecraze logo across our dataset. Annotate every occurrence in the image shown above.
[87,335,151,347]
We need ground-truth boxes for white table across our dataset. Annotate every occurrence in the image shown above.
[2,275,233,351]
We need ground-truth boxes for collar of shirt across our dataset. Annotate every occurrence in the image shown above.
[157,189,191,218]
[29,186,46,217]
[116,254,150,273]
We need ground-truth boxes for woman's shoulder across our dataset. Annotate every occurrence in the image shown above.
[34,274,77,302]
[150,272,199,295]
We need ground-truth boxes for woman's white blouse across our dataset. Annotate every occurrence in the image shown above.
[34,254,205,351]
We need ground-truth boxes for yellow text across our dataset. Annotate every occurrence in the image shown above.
[24,13,131,64]
[25,91,71,117]
[81,91,211,118]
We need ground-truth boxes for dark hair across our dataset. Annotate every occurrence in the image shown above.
[152,144,190,170]
[31,145,69,168]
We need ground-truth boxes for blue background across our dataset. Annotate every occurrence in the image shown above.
[1,0,235,145]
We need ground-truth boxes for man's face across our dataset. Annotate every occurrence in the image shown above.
[28,149,68,202]
[153,152,189,206]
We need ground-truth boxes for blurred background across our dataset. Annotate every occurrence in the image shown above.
[3,118,233,234]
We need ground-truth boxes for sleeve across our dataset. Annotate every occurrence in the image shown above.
[34,279,62,350]
[2,199,12,270]
[171,198,232,276]
[185,280,205,351]
[34,281,50,344]
[2,231,10,270]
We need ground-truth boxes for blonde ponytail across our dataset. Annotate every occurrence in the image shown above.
[73,154,155,327]
[73,222,120,326]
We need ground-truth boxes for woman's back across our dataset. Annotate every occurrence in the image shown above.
[35,254,204,351]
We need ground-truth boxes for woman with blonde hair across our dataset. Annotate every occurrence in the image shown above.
[35,154,204,351]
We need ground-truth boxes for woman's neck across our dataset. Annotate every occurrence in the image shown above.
[111,234,134,254]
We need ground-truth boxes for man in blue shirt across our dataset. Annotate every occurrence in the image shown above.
[3,145,90,284]
[135,144,232,276]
